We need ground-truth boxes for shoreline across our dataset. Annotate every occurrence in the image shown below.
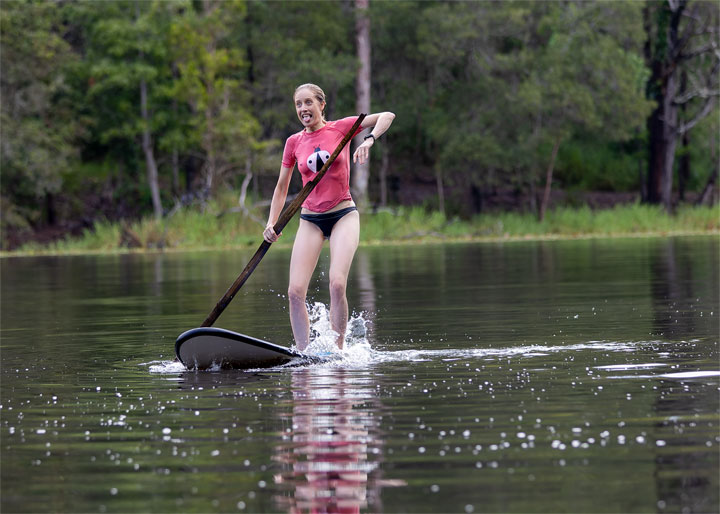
[2,229,717,259]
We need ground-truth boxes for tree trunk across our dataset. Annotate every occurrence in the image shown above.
[203,65,217,193]
[45,192,56,226]
[379,142,389,207]
[644,0,684,212]
[678,131,690,202]
[171,83,180,197]
[677,70,690,202]
[646,88,679,211]
[539,136,561,222]
[697,167,718,206]
[170,147,180,197]
[140,77,163,219]
[135,3,162,219]
[204,107,216,193]
[351,0,371,209]
[435,166,445,215]
[699,123,720,206]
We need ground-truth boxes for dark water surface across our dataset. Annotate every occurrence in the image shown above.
[1,236,718,513]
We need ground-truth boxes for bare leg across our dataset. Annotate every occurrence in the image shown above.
[288,220,324,351]
[328,210,360,349]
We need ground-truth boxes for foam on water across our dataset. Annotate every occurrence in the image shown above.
[146,360,186,374]
[374,340,663,364]
[594,363,668,371]
[147,308,715,379]
[659,370,720,379]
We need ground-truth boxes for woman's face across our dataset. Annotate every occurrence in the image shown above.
[294,88,325,131]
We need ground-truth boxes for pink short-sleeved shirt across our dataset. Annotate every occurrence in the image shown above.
[281,116,363,213]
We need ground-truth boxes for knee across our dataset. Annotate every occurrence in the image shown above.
[329,276,347,299]
[287,284,306,304]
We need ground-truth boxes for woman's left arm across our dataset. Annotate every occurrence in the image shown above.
[353,111,396,164]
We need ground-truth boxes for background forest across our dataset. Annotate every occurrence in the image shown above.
[1,0,718,251]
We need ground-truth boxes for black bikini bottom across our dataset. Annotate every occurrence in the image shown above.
[300,206,358,239]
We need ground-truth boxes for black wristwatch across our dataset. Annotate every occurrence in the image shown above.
[363,133,376,142]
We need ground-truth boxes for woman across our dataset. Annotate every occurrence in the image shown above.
[263,83,395,351]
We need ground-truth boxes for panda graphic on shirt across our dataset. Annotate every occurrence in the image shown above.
[306,147,331,173]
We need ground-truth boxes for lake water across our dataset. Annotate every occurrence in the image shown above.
[1,236,718,513]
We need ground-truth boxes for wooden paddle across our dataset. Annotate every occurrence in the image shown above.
[200,113,366,328]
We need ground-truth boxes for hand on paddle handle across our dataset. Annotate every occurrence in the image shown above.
[353,137,374,165]
[263,224,280,243]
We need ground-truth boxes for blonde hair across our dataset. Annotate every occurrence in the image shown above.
[294,83,327,121]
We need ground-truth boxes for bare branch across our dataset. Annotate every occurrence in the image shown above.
[675,58,720,103]
[215,161,246,176]
[677,95,717,134]
[227,171,265,226]
[680,5,703,24]
[675,2,700,55]
[674,87,720,105]
[681,42,719,61]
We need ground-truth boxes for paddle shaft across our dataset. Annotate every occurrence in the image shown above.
[200,113,366,328]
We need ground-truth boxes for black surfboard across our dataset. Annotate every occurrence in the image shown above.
[175,327,325,370]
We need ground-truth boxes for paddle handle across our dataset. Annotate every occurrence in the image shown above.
[201,113,366,328]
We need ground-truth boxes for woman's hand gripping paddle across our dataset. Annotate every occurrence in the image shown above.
[199,114,366,328]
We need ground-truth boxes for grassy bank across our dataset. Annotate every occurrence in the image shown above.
[6,202,719,256]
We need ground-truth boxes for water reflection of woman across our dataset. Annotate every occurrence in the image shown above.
[273,368,402,513]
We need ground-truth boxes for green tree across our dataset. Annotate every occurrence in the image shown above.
[0,0,78,240]
[371,0,451,208]
[411,1,652,218]
[169,0,264,196]
[518,1,654,219]
[75,0,182,219]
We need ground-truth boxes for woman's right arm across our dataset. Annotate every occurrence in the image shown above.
[263,165,294,243]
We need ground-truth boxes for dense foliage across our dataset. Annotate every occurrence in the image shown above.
[1,0,718,249]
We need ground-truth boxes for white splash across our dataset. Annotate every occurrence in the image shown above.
[301,302,375,367]
[146,360,185,374]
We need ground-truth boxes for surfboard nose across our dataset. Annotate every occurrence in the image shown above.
[175,327,323,370]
